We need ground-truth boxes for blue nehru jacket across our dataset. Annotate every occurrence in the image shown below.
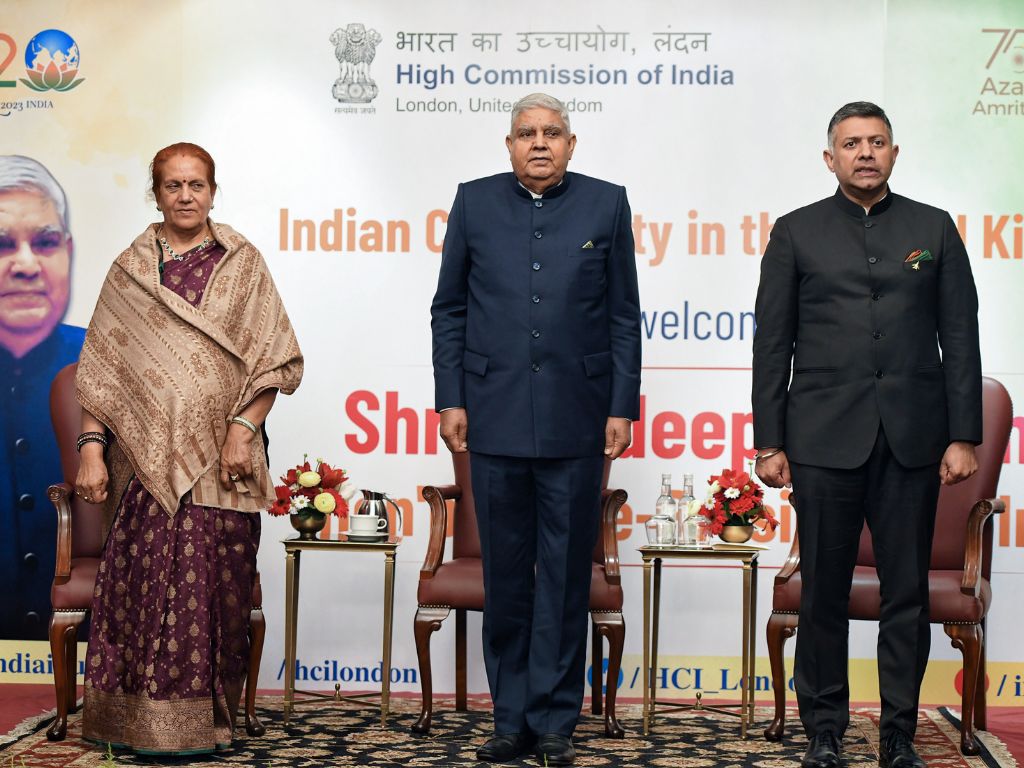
[0,323,85,639]
[431,171,641,458]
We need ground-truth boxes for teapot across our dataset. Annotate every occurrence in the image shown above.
[354,489,403,539]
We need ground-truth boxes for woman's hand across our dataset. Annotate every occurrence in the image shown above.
[75,443,109,504]
[220,423,256,490]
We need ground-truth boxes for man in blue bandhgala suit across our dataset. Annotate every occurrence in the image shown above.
[430,93,641,766]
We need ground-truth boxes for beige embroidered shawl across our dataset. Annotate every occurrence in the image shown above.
[76,221,303,521]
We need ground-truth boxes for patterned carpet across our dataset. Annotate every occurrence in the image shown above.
[0,698,1016,767]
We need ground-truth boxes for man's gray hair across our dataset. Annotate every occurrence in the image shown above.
[0,155,70,231]
[827,101,893,151]
[510,93,571,134]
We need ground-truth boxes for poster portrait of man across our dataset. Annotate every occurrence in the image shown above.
[0,155,85,640]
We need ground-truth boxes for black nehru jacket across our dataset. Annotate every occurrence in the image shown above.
[752,189,982,469]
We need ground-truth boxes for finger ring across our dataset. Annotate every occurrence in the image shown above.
[84,495,92,502]
[230,473,240,481]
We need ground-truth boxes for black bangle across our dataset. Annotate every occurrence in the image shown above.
[77,431,109,452]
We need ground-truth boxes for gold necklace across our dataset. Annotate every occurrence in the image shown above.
[158,228,211,261]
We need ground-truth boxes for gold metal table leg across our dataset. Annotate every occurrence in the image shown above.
[650,557,663,729]
[381,550,396,726]
[748,557,758,729]
[283,548,301,725]
[740,555,752,738]
[642,554,652,736]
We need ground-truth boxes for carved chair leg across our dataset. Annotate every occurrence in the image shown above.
[975,621,987,730]
[412,606,450,734]
[456,608,467,711]
[945,623,983,756]
[592,611,625,739]
[591,618,603,715]
[47,610,86,741]
[764,612,798,742]
[65,619,80,713]
[245,607,267,737]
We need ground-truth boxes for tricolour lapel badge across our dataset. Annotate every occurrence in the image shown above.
[904,248,934,270]
[581,240,595,249]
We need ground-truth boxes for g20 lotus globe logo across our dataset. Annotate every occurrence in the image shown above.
[20,29,84,92]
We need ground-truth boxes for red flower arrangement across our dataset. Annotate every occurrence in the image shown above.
[267,457,357,517]
[698,467,779,535]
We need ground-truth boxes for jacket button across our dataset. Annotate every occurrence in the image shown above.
[532,262,541,271]
[872,331,882,339]
[531,329,541,338]
[868,256,878,264]
[534,231,543,239]
[18,493,34,511]
[534,200,543,208]
[24,611,40,627]
[875,370,884,379]
[864,220,874,228]
[531,363,540,372]
[14,437,30,454]
[871,292,880,301]
[23,552,38,570]
[531,295,540,303]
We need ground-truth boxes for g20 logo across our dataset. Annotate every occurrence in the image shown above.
[0,29,85,92]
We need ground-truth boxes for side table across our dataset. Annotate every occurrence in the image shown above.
[282,535,398,725]
[640,543,761,737]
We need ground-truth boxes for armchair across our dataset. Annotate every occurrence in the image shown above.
[411,452,628,738]
[764,376,1013,755]
[45,363,268,740]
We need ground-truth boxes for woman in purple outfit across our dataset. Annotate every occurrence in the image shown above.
[73,143,303,754]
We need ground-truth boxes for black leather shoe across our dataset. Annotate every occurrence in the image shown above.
[535,733,575,766]
[879,730,926,768]
[802,731,842,768]
[476,732,533,763]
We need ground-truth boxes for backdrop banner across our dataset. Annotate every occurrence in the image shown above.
[2,0,1022,708]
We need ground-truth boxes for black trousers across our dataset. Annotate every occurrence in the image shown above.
[470,452,604,737]
[789,427,940,740]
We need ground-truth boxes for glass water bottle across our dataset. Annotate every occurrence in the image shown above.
[677,473,696,545]
[646,474,677,545]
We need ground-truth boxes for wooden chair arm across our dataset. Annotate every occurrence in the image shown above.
[49,482,74,586]
[419,484,462,579]
[961,497,1004,597]
[774,531,801,586]
[600,488,627,585]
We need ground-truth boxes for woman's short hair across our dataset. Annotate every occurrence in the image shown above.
[148,142,217,200]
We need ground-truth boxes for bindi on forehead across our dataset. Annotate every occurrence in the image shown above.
[160,156,210,184]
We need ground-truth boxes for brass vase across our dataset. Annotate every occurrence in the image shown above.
[290,511,327,541]
[719,523,754,544]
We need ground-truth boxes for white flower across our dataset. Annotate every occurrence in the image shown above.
[708,481,721,495]
[724,487,741,499]
[704,499,715,511]
[687,498,704,517]
[289,495,311,513]
[338,479,359,502]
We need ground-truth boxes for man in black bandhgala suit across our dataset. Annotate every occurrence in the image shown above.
[752,102,982,768]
